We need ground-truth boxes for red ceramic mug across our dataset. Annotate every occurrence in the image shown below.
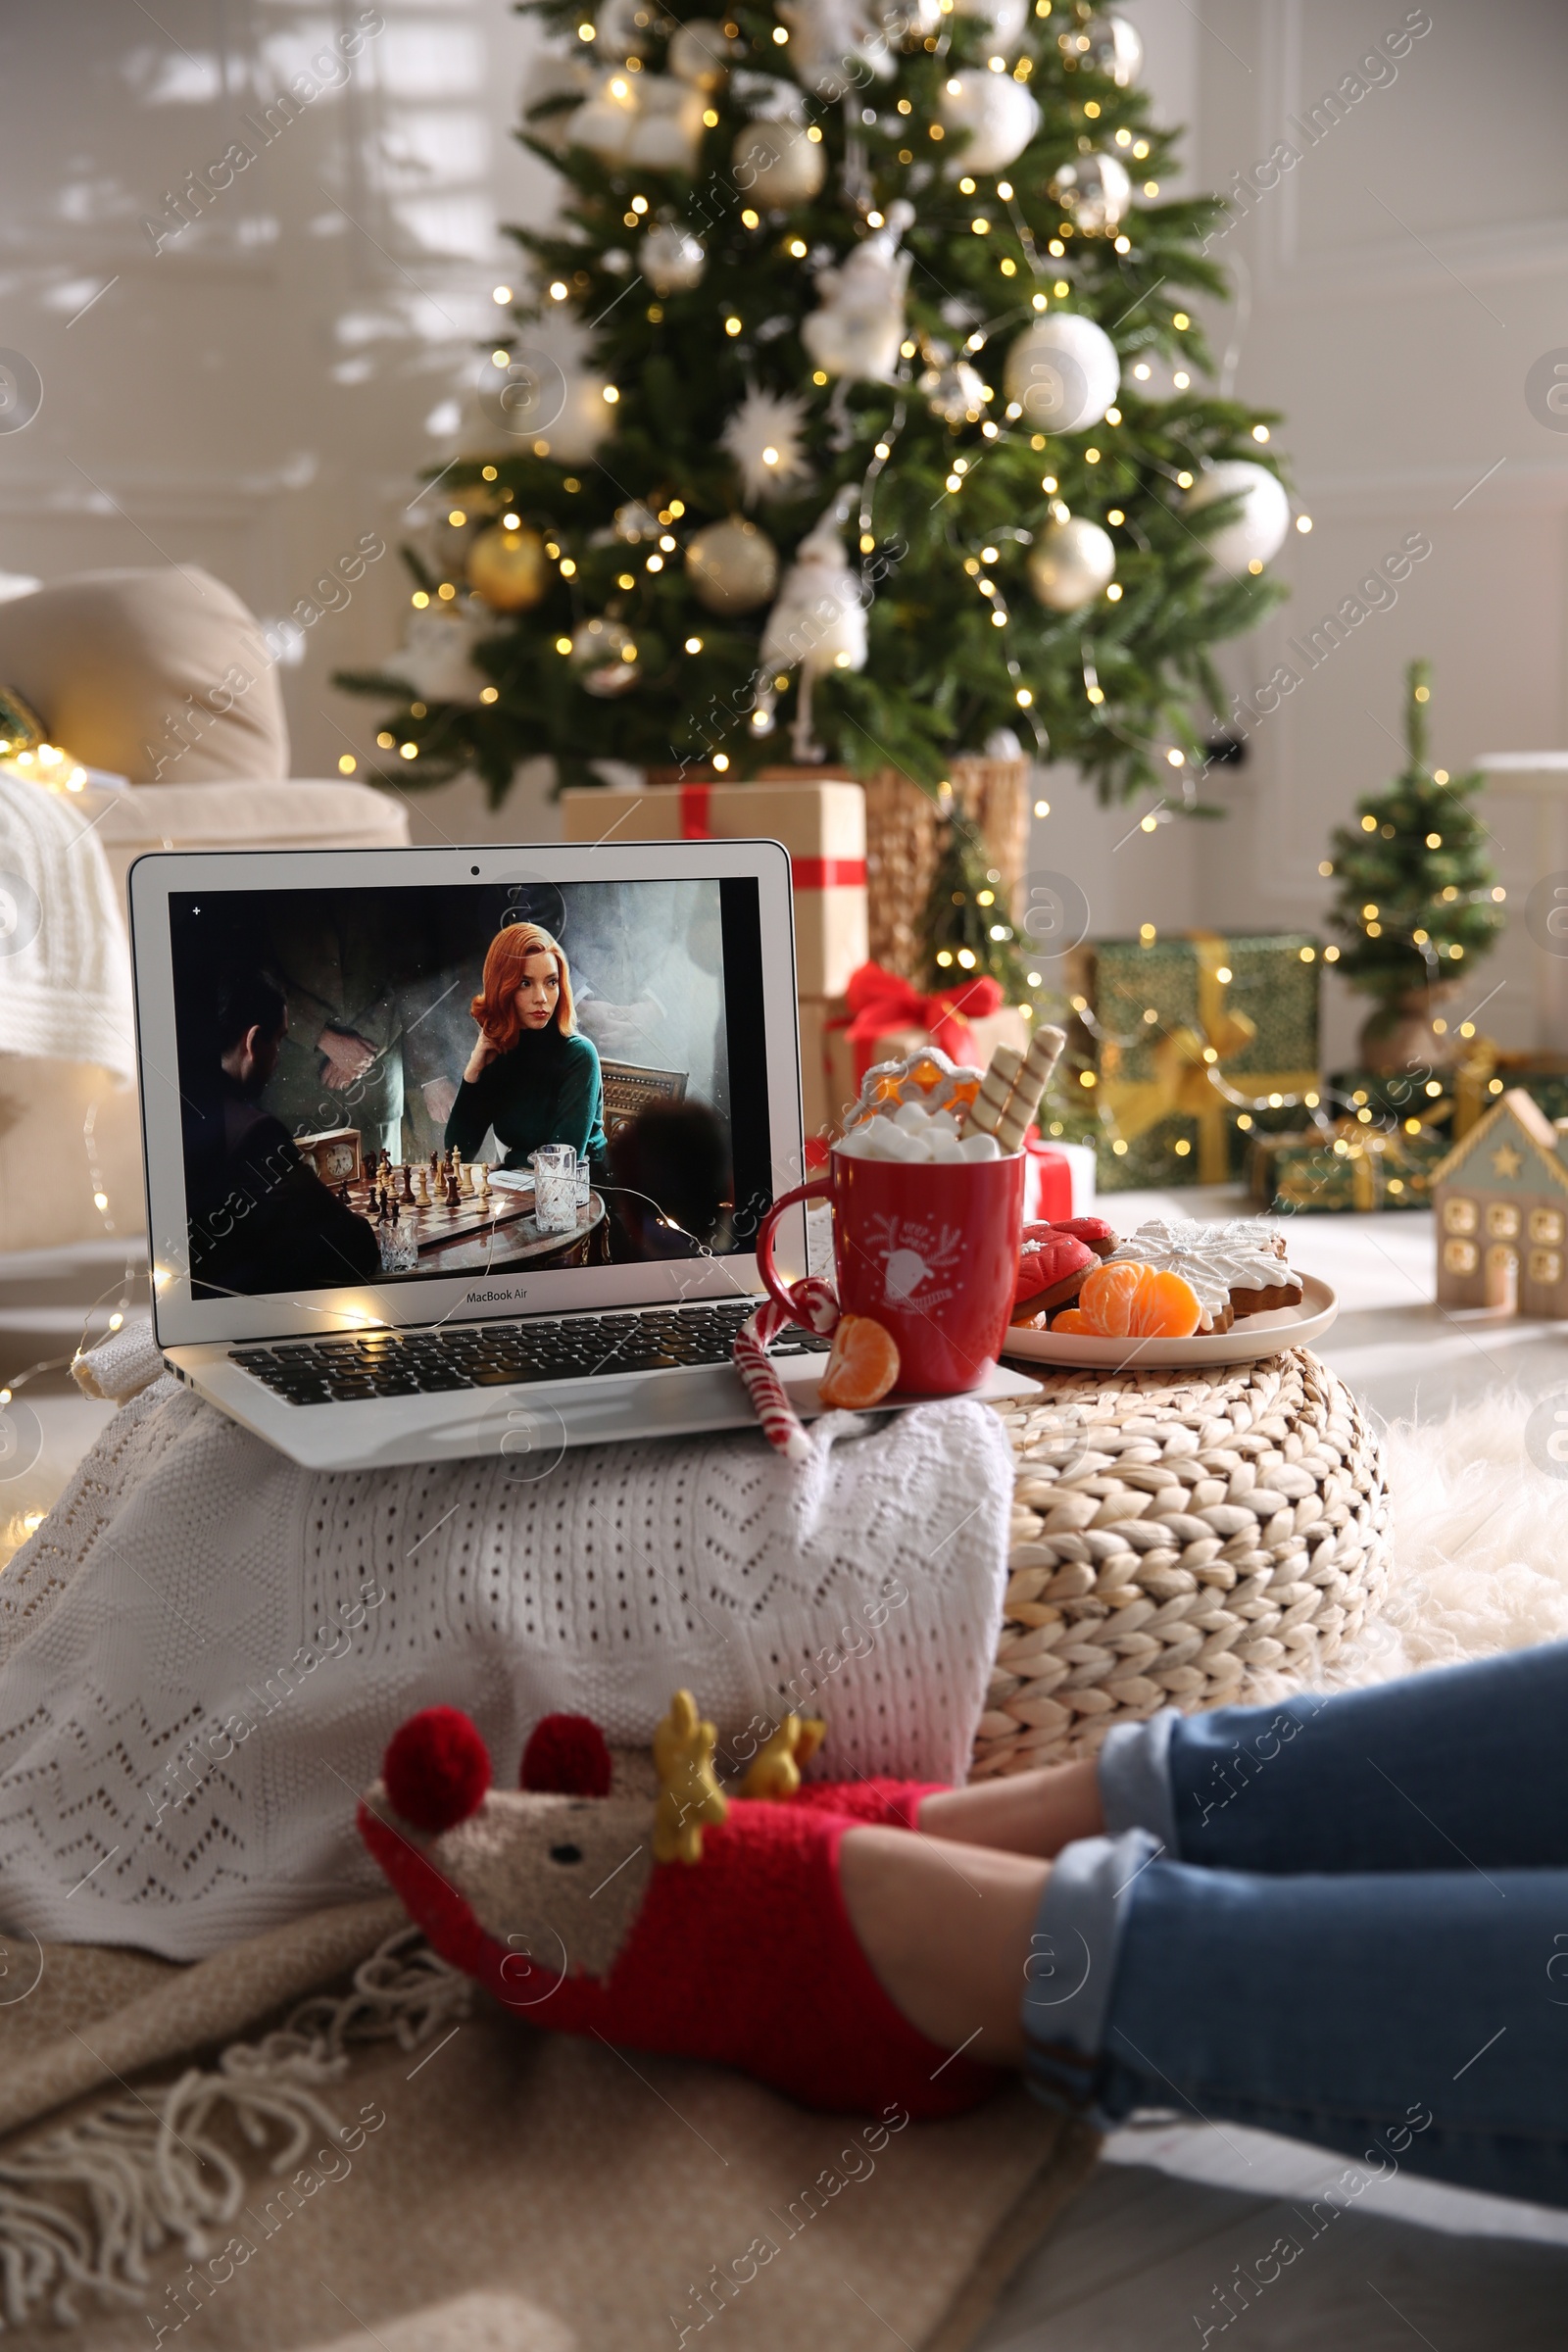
[756,1147,1026,1396]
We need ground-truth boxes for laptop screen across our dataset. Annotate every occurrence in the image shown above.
[166,874,771,1302]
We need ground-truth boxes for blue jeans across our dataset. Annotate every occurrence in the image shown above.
[1021,1644,1568,2208]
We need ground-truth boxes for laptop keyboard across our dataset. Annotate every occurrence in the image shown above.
[230,1300,831,1407]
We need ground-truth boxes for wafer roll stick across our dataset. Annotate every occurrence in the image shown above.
[961,1044,1024,1138]
[993,1023,1067,1152]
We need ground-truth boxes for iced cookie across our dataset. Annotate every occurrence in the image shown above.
[851,1046,983,1126]
[1102,1216,1301,1329]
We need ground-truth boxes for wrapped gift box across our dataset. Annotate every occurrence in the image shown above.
[1249,1119,1447,1213]
[560,778,867,999]
[1064,931,1321,1193]
[1453,1044,1568,1139]
[1327,1065,1458,1140]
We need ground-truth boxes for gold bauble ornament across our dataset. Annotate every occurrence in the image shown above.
[466,522,550,611]
[1027,515,1116,612]
[685,517,779,614]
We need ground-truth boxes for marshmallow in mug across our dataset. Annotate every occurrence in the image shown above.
[835,1100,1003,1164]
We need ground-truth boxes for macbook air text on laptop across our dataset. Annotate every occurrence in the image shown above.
[128,839,1037,1470]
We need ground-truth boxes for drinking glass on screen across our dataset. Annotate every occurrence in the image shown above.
[531,1144,579,1235]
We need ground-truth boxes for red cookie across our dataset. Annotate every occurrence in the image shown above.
[1013,1230,1096,1316]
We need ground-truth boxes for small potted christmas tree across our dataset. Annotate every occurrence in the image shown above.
[1323,660,1502,1073]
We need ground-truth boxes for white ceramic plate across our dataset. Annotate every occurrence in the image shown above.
[1001,1273,1339,1372]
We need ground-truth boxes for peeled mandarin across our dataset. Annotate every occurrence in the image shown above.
[818,1313,902,1409]
[1049,1307,1093,1334]
[1077,1259,1201,1339]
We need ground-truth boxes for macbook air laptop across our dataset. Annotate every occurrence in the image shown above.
[127,837,1038,1470]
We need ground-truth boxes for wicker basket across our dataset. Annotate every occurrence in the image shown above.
[862,756,1031,977]
[974,1348,1391,1777]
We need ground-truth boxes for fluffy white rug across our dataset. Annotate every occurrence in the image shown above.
[1335,1393,1568,1685]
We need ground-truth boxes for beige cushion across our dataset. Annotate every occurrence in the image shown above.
[90,778,410,902]
[0,567,287,784]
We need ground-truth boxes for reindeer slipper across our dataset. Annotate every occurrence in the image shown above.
[358,1694,992,2120]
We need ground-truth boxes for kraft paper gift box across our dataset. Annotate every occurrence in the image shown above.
[1064,931,1322,1194]
[559,779,868,1000]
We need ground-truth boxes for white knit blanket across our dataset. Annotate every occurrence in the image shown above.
[0,1328,1013,1960]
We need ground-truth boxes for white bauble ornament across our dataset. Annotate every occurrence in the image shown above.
[536,371,619,465]
[1027,515,1116,612]
[1184,462,1290,572]
[937,71,1040,175]
[1082,12,1143,84]
[686,516,780,613]
[1003,314,1119,434]
[720,385,813,504]
[391,607,491,705]
[642,222,706,294]
[668,18,739,87]
[570,615,640,697]
[732,119,826,208]
[953,0,1028,47]
[801,203,913,385]
[1049,151,1132,235]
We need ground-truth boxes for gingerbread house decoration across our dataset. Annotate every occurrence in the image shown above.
[1431,1088,1568,1316]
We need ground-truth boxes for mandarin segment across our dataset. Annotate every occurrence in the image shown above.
[1135,1266,1202,1337]
[818,1313,902,1408]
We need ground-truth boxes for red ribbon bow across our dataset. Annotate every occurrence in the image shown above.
[833,960,1004,1083]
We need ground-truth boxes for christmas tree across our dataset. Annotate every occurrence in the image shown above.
[920,813,1029,995]
[1324,659,1503,1066]
[340,0,1295,812]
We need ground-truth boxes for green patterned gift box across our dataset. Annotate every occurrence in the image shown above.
[1250,1119,1448,1213]
[1063,931,1322,1193]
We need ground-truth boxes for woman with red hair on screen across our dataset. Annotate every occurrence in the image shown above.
[444,921,607,1175]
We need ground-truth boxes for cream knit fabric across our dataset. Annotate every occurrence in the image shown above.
[0,1327,1012,1959]
[0,773,135,1079]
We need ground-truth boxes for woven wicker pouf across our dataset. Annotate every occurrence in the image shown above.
[974,1348,1391,1778]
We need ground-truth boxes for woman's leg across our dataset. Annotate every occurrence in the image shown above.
[837,1825,1568,2209]
[914,1757,1103,1858]
[1117,1642,1568,1874]
[912,1642,1568,1874]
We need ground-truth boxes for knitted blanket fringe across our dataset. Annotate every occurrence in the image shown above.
[0,1927,469,2332]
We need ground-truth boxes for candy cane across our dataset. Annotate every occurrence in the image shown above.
[733,1277,840,1463]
